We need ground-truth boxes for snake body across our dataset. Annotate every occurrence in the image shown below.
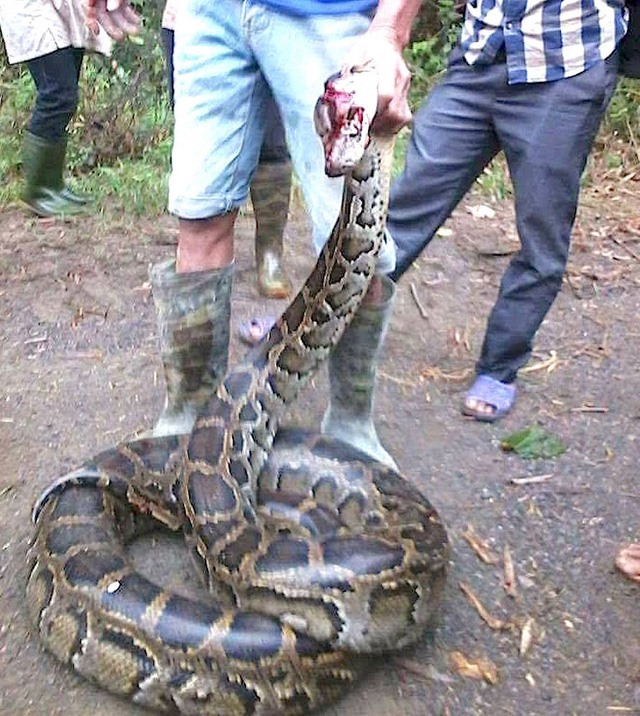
[27,69,449,715]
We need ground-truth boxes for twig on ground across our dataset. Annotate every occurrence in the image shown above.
[610,235,640,262]
[510,474,553,485]
[459,581,512,631]
[377,371,418,388]
[570,405,609,414]
[409,282,429,320]
[462,525,500,565]
[393,658,456,684]
[503,544,518,598]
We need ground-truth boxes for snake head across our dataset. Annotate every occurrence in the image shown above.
[314,65,378,177]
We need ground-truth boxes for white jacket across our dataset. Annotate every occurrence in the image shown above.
[0,0,112,64]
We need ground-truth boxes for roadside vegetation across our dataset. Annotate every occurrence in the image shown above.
[0,0,638,215]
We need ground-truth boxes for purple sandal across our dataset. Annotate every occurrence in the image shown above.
[237,316,275,347]
[462,375,517,423]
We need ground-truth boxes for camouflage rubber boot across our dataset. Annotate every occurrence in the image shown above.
[149,259,233,437]
[21,132,87,217]
[250,159,293,299]
[321,276,398,470]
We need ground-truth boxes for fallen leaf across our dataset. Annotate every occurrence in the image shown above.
[449,651,499,684]
[501,426,566,459]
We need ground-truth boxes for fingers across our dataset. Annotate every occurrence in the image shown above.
[86,0,141,41]
[341,32,413,135]
[373,60,412,134]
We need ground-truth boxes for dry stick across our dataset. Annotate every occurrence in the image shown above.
[409,282,429,319]
[393,658,455,684]
[503,545,518,598]
[462,525,500,565]
[510,474,553,485]
[458,581,512,631]
[570,406,609,414]
[610,235,640,262]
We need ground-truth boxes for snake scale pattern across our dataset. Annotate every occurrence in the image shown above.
[27,69,450,715]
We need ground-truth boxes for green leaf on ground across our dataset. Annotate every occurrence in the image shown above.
[500,426,566,459]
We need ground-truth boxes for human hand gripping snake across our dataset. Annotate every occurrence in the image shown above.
[26,67,450,715]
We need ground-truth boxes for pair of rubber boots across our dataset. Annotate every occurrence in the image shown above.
[21,131,90,218]
[149,259,397,469]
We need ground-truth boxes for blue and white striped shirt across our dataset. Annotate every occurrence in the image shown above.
[460,0,628,83]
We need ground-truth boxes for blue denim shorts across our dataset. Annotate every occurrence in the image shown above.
[169,0,396,273]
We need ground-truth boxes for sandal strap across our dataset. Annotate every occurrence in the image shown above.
[465,375,516,411]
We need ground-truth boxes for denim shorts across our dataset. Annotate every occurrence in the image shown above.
[169,0,396,273]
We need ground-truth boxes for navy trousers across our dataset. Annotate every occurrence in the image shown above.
[27,47,84,141]
[388,48,618,383]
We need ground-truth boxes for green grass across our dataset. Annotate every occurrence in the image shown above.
[1,30,638,218]
[0,30,172,216]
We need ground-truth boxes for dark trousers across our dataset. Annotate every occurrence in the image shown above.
[27,47,84,141]
[388,48,618,383]
[161,27,289,164]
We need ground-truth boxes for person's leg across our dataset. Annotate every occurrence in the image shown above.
[252,9,371,258]
[475,55,619,390]
[23,47,86,216]
[388,52,502,281]
[251,9,405,463]
[27,47,80,142]
[170,0,269,272]
[150,0,267,435]
[161,27,175,109]
[389,57,505,423]
[60,48,90,205]
[250,95,292,299]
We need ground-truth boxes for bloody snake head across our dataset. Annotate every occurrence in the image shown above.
[314,66,378,177]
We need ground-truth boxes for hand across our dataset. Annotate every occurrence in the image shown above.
[87,0,141,41]
[341,27,412,134]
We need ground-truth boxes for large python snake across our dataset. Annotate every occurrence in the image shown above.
[27,68,449,715]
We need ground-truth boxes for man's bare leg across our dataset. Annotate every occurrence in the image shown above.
[176,213,236,273]
[148,213,237,436]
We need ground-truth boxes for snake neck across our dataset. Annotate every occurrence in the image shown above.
[184,133,395,574]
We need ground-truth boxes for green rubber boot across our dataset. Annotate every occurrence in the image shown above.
[250,159,293,299]
[21,132,89,217]
[149,259,233,437]
[321,276,398,470]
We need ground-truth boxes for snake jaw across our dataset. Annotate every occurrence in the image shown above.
[315,67,378,177]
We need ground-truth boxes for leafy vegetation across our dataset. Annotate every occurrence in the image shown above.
[0,0,171,214]
[0,2,638,214]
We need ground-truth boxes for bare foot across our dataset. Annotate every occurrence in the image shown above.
[463,396,498,419]
[615,543,640,582]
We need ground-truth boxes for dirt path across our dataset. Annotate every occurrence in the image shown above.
[0,193,638,715]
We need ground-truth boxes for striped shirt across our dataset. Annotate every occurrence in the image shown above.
[460,0,628,83]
